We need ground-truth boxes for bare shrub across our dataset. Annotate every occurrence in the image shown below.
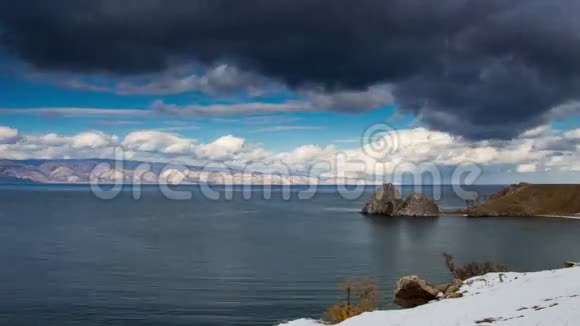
[323,278,380,324]
[443,252,508,281]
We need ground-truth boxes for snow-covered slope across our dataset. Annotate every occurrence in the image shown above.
[279,267,580,326]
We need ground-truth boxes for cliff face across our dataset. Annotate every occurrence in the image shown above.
[467,183,580,217]
[397,193,440,217]
[362,183,439,217]
[361,183,404,215]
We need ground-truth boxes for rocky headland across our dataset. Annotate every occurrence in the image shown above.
[361,183,439,217]
[463,183,580,218]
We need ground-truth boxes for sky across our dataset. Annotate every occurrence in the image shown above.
[0,0,579,183]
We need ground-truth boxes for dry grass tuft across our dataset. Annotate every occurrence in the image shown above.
[323,278,380,324]
[443,252,508,281]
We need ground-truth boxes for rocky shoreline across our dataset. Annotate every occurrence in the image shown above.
[362,183,580,219]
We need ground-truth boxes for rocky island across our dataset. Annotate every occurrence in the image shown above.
[361,183,439,217]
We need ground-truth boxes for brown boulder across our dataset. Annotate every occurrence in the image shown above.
[394,276,464,307]
[393,275,442,308]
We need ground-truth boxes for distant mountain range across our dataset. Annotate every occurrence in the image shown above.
[0,159,366,185]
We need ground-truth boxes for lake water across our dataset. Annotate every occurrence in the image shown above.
[1,184,580,325]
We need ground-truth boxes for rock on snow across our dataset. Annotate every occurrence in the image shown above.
[278,267,580,326]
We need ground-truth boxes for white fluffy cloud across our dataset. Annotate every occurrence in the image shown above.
[195,135,246,160]
[564,129,580,139]
[277,144,337,167]
[122,130,195,154]
[516,164,538,173]
[0,125,579,183]
[38,133,69,146]
[0,127,20,144]
[0,130,119,160]
[72,132,117,149]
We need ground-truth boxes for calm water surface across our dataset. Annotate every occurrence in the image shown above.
[1,185,580,325]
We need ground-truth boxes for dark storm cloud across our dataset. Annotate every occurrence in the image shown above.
[1,0,579,139]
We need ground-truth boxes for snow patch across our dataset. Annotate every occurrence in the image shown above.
[278,267,580,326]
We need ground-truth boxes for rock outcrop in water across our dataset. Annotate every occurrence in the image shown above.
[361,183,403,215]
[361,183,439,216]
[398,192,440,217]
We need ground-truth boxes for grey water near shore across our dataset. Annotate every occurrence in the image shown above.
[1,184,580,326]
